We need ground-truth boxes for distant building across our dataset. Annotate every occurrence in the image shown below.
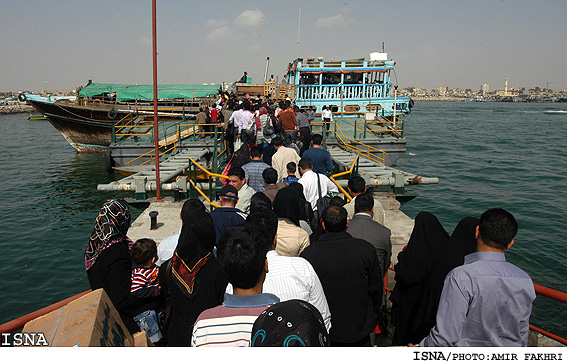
[438,86,448,94]
[481,84,490,94]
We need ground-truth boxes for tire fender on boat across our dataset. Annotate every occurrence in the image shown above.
[409,98,415,109]
[18,94,27,102]
[108,108,117,120]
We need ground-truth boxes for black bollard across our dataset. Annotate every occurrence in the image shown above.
[149,211,159,230]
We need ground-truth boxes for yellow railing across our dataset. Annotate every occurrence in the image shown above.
[329,121,388,165]
[120,122,225,167]
[188,157,230,208]
[329,155,359,202]
[125,142,179,166]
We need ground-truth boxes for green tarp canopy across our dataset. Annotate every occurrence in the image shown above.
[78,83,220,102]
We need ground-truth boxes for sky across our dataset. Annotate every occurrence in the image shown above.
[1,0,567,93]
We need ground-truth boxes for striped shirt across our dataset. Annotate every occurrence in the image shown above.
[131,264,159,297]
[241,160,270,192]
[191,293,280,347]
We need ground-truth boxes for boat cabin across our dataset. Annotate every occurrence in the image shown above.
[284,52,411,118]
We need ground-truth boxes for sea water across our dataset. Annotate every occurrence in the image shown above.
[396,101,567,338]
[0,102,565,338]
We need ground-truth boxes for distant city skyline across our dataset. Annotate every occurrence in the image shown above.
[1,1,566,92]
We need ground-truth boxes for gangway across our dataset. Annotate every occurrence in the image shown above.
[97,148,210,199]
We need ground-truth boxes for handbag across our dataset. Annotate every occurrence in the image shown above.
[220,153,234,185]
[245,113,256,136]
[316,173,333,215]
[261,114,275,136]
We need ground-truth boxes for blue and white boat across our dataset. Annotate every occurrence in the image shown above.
[283,52,413,166]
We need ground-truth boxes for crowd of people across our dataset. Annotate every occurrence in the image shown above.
[84,92,536,347]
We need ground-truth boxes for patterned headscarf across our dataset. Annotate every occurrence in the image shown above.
[251,300,330,347]
[85,199,132,271]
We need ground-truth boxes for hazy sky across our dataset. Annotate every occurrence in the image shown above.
[2,0,566,92]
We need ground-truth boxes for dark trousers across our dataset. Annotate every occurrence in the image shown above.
[299,127,311,156]
[284,131,298,146]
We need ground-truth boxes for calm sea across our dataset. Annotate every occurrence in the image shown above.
[0,101,565,338]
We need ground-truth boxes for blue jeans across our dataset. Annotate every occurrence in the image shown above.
[134,309,163,343]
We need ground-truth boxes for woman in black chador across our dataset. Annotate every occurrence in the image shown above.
[159,204,228,346]
[389,212,478,346]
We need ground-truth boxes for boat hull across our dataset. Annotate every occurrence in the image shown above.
[28,99,127,152]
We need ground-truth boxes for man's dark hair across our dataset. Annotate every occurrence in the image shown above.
[131,238,157,266]
[181,198,206,224]
[272,136,283,147]
[246,209,278,250]
[311,134,323,145]
[298,158,313,171]
[228,166,246,180]
[286,161,297,174]
[354,192,374,214]
[348,176,366,195]
[322,206,348,233]
[250,192,272,214]
[478,208,518,250]
[330,196,346,208]
[262,167,278,184]
[250,145,263,158]
[217,224,268,289]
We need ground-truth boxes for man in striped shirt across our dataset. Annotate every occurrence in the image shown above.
[191,223,279,347]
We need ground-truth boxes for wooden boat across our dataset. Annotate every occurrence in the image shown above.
[27,83,220,152]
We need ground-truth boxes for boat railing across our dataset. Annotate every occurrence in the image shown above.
[350,112,404,140]
[125,141,180,167]
[122,123,226,167]
[384,266,567,346]
[311,120,388,165]
[296,84,390,101]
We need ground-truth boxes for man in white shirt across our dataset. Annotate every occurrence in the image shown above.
[229,103,254,146]
[226,209,331,332]
[298,157,339,214]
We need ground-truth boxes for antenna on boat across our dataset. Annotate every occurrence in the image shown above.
[152,0,162,201]
[264,57,270,82]
[296,7,302,59]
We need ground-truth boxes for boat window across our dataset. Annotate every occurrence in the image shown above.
[322,73,341,85]
[344,105,360,112]
[366,104,382,112]
[300,74,319,85]
[344,73,363,84]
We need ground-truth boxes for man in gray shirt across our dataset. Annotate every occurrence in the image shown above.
[416,208,536,347]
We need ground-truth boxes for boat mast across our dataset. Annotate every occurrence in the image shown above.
[296,7,302,59]
[152,0,162,201]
